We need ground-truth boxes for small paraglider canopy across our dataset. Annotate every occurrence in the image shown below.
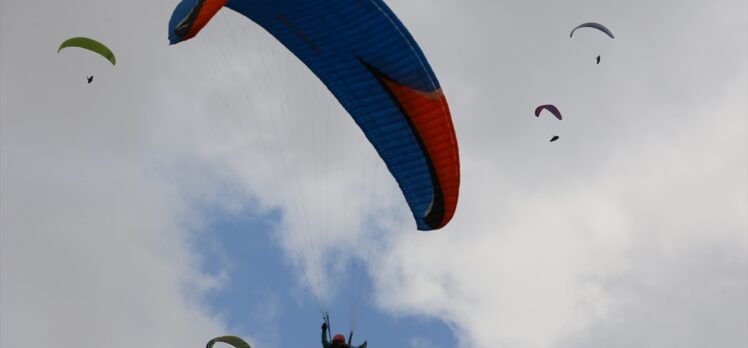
[207,336,252,348]
[58,37,116,65]
[550,135,560,142]
[535,104,563,120]
[570,22,615,39]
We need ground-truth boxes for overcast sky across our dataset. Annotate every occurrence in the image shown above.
[2,0,746,348]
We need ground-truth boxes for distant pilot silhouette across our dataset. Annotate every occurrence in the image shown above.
[87,76,94,84]
[596,55,601,64]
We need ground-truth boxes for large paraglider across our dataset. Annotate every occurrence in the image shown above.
[569,22,615,39]
[535,104,563,120]
[58,37,116,65]
[168,0,460,231]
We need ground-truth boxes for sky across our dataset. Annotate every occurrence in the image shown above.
[1,0,747,348]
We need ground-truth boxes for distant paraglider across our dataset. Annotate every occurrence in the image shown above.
[58,37,116,65]
[87,76,93,84]
[596,55,601,64]
[570,22,615,39]
[207,336,252,348]
[534,105,562,142]
[535,104,563,120]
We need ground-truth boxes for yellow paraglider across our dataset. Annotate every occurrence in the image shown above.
[58,37,116,65]
[206,336,252,348]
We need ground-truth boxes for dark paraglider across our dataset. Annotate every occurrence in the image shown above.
[87,76,93,83]
[535,104,563,120]
[596,55,601,64]
[535,105,563,142]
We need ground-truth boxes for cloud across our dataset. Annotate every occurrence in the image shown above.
[410,336,437,348]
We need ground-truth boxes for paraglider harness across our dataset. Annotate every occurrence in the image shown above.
[323,312,355,346]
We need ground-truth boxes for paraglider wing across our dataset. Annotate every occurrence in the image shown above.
[535,104,563,120]
[168,0,461,231]
[207,336,252,348]
[58,37,116,65]
[569,22,614,39]
[168,0,228,44]
[550,135,560,142]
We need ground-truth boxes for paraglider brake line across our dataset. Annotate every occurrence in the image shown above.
[347,331,354,345]
[324,312,332,342]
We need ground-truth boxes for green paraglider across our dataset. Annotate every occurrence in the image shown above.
[58,37,116,65]
[207,336,252,348]
[569,22,615,39]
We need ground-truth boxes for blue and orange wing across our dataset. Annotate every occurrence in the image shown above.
[169,0,228,44]
[168,0,460,230]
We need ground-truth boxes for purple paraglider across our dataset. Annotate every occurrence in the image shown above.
[535,104,563,120]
